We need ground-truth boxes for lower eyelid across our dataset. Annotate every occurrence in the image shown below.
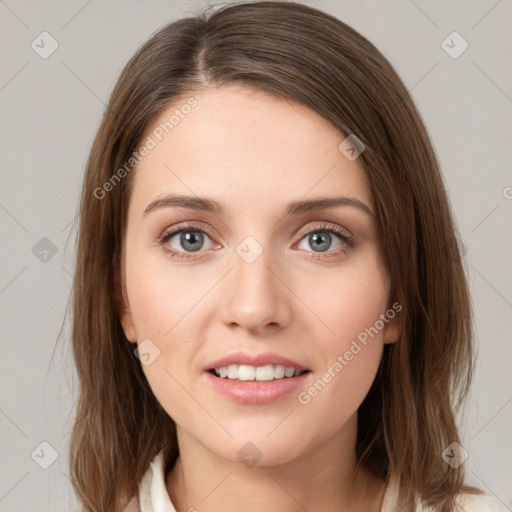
[160,229,215,250]
[295,231,353,253]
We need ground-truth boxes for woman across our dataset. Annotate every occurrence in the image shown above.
[68,2,504,511]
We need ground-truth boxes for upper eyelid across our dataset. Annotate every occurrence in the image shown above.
[161,221,216,240]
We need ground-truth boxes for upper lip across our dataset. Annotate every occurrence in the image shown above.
[204,351,310,372]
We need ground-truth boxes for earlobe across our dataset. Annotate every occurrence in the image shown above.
[383,323,400,344]
[113,255,137,343]
[382,306,402,345]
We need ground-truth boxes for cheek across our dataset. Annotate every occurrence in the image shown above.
[295,259,389,400]
[124,242,202,340]
[123,251,200,422]
[123,241,209,383]
[296,257,390,347]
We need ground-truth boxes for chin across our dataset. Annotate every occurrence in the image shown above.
[200,432,310,468]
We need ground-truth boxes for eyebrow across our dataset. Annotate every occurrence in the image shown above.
[143,194,374,218]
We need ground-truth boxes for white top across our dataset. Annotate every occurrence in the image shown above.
[122,448,508,512]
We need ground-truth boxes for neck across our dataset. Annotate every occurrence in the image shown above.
[165,417,386,512]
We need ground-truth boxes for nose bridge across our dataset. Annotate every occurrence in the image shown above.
[219,232,291,331]
[235,235,275,292]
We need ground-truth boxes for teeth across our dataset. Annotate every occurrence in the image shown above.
[213,364,304,381]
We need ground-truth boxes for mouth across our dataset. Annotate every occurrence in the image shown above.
[207,364,311,382]
[203,364,312,404]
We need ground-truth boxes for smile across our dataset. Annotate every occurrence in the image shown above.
[210,364,308,381]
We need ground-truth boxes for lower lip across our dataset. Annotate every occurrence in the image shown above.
[203,370,311,404]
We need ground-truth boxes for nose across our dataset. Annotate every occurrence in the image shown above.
[219,242,292,335]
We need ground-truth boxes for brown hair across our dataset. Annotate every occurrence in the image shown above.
[68,1,481,510]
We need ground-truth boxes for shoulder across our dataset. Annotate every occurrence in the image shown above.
[382,479,508,512]
[417,491,509,512]
[451,491,510,512]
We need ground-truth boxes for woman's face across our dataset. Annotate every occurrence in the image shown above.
[118,84,399,465]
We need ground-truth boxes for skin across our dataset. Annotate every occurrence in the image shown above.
[117,84,400,512]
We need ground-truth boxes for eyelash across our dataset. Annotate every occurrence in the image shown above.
[157,221,355,260]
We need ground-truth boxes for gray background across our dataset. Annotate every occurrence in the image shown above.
[1,0,511,510]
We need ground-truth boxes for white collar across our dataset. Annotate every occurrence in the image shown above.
[139,449,177,512]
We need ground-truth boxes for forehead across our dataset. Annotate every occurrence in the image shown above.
[130,85,374,215]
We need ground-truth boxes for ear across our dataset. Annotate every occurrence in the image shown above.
[382,302,402,345]
[113,254,137,343]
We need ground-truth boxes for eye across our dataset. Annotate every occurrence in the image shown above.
[158,222,217,259]
[295,223,355,258]
[158,221,355,260]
